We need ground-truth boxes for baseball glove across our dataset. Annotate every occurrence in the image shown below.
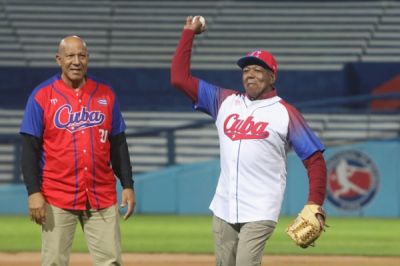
[286,204,326,248]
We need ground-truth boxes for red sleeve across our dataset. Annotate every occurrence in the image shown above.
[303,151,327,205]
[170,29,199,102]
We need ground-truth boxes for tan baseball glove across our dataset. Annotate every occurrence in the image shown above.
[286,204,326,248]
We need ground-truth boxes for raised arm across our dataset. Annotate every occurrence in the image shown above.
[170,16,206,102]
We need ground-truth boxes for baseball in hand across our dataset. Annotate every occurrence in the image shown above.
[192,16,206,27]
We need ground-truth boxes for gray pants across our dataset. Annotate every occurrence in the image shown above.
[41,204,122,266]
[213,215,276,266]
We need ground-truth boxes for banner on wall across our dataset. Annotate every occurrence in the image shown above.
[320,140,400,217]
[325,150,380,211]
[284,140,399,217]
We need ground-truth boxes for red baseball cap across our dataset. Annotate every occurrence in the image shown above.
[237,50,278,75]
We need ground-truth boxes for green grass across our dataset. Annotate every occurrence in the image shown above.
[0,215,399,256]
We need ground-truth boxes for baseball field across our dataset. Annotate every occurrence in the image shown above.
[1,215,399,266]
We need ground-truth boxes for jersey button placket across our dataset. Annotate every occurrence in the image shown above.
[76,91,82,105]
[228,169,237,221]
[231,142,241,222]
[81,146,89,199]
[79,113,90,201]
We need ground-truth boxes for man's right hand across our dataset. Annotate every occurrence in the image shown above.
[28,192,47,225]
[183,16,206,34]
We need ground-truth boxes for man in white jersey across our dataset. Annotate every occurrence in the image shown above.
[171,16,327,266]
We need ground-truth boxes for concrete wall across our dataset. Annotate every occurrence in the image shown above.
[2,139,399,217]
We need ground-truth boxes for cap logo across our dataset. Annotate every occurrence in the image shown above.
[249,51,262,58]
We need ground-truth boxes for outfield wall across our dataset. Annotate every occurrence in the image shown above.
[132,139,400,217]
[1,140,399,217]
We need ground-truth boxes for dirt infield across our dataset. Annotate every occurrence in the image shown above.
[1,253,400,266]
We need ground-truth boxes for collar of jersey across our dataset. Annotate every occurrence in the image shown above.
[245,87,277,101]
[55,74,94,94]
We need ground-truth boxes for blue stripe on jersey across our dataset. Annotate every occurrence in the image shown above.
[194,80,237,120]
[71,131,79,209]
[20,96,44,137]
[88,83,100,209]
[111,95,126,136]
[194,80,220,119]
[285,102,325,160]
[52,85,80,209]
[89,127,100,209]
[20,74,59,137]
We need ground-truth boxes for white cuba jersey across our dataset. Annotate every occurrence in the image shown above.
[195,80,324,223]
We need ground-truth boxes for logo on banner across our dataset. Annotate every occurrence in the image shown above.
[326,150,379,210]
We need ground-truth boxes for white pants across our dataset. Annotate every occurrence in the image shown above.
[41,204,122,266]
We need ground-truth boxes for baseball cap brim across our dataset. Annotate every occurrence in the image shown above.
[237,56,274,72]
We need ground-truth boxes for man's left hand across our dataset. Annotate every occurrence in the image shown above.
[120,188,135,220]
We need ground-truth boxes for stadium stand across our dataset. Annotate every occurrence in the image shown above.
[0,0,400,69]
[1,109,399,181]
[362,2,400,62]
[0,0,399,182]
